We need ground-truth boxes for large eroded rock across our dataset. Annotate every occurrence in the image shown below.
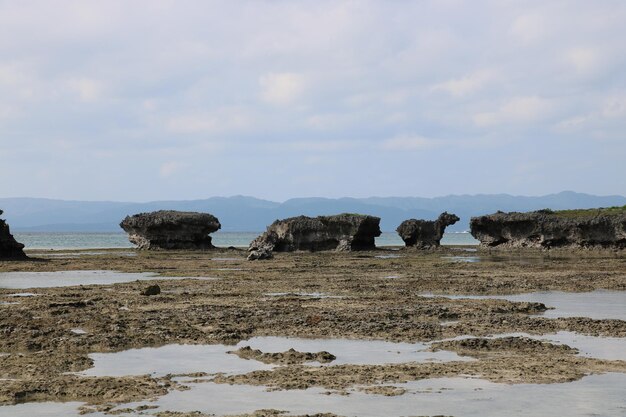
[120,210,221,250]
[0,210,27,259]
[470,208,626,249]
[248,214,381,258]
[396,212,460,248]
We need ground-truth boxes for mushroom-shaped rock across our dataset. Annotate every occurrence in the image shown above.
[470,208,626,249]
[396,212,460,248]
[0,210,27,259]
[120,210,221,250]
[249,214,381,255]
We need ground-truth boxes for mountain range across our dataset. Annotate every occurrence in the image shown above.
[1,191,625,233]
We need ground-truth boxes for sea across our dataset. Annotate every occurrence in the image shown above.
[13,232,478,250]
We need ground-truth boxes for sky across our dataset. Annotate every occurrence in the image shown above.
[0,0,625,202]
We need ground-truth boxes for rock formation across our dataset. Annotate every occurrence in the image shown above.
[248,214,381,258]
[0,210,27,259]
[396,212,460,248]
[470,208,626,248]
[120,210,221,250]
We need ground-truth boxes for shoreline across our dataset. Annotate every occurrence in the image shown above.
[0,247,624,415]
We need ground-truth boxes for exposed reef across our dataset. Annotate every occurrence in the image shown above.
[248,214,381,258]
[470,207,626,248]
[396,212,459,248]
[0,210,27,259]
[120,210,221,250]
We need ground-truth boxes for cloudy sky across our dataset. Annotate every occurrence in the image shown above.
[1,0,625,201]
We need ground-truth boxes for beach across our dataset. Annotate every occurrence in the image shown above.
[1,246,625,416]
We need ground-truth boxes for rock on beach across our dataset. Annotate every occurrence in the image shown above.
[120,210,221,250]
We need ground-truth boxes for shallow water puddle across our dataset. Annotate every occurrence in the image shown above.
[374,254,402,259]
[0,401,85,417]
[81,344,274,377]
[263,292,345,299]
[82,336,468,378]
[483,331,626,361]
[15,373,620,417]
[0,270,215,289]
[38,251,137,258]
[3,359,626,416]
[442,256,481,263]
[241,336,466,365]
[421,289,626,320]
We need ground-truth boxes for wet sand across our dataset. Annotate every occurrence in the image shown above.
[0,246,625,415]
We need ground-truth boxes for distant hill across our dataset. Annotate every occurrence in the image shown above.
[1,191,625,232]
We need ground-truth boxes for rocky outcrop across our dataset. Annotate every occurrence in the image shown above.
[470,208,626,248]
[0,210,27,259]
[396,212,459,248]
[120,210,221,250]
[248,214,381,257]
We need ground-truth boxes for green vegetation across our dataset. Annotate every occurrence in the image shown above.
[543,206,626,218]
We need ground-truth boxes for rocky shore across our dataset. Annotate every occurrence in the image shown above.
[471,207,626,248]
[0,210,26,259]
[0,246,624,415]
[248,214,381,259]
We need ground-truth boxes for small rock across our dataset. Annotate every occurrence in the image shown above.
[141,285,161,296]
[247,247,273,261]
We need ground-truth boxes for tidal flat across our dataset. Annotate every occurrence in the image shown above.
[0,246,625,416]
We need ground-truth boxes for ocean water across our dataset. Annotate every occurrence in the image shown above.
[13,232,478,251]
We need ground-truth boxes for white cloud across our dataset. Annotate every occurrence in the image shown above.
[432,69,495,97]
[166,108,251,134]
[510,13,548,44]
[259,72,307,105]
[270,140,361,152]
[67,78,103,102]
[159,161,186,178]
[602,96,626,118]
[565,47,603,76]
[473,96,553,127]
[380,134,442,151]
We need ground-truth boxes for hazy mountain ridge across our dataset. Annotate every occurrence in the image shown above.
[2,191,625,232]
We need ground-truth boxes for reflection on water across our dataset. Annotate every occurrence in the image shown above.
[442,256,481,263]
[82,336,468,378]
[263,292,345,299]
[421,290,626,321]
[132,373,626,417]
[0,270,215,289]
[1,335,625,416]
[432,331,626,362]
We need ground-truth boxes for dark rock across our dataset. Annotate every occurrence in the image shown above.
[0,210,27,259]
[249,214,381,256]
[247,247,273,261]
[396,212,460,248]
[141,285,161,296]
[120,210,221,250]
[470,208,626,248]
